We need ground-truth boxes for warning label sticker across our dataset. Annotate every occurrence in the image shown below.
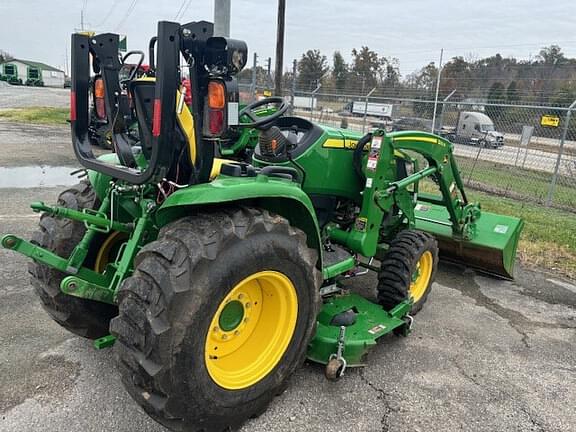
[494,225,509,234]
[415,204,430,212]
[368,324,386,335]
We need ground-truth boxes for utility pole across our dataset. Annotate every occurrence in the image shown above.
[80,10,85,31]
[274,0,286,96]
[214,0,231,37]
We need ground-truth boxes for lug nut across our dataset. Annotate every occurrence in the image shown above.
[221,334,228,340]
[213,326,219,333]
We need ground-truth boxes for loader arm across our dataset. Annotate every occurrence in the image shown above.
[329,130,523,279]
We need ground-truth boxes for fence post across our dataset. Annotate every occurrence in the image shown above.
[362,87,376,134]
[290,59,297,114]
[546,99,576,206]
[310,84,321,121]
[250,52,258,102]
[437,89,456,132]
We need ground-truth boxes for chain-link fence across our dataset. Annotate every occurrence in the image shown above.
[244,83,575,212]
[1,79,575,211]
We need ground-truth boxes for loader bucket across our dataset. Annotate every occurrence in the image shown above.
[414,202,524,279]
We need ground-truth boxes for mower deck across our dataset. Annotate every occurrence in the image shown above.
[307,293,412,368]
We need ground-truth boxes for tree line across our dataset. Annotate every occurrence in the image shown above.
[239,45,576,107]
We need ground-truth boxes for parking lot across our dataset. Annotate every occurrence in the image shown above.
[0,119,575,432]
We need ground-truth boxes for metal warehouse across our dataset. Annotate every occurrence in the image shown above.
[0,58,65,87]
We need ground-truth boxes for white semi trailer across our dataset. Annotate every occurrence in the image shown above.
[343,101,394,120]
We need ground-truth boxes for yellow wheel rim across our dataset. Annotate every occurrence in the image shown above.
[205,271,298,390]
[409,251,433,302]
[94,231,126,273]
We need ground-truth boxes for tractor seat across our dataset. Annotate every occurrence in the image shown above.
[130,78,234,182]
[253,116,323,163]
[130,78,228,182]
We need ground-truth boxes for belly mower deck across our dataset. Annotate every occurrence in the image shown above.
[307,292,412,379]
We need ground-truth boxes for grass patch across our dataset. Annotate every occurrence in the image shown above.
[0,107,69,125]
[466,189,575,279]
[457,157,576,209]
[419,179,576,279]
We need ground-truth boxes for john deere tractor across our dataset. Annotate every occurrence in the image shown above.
[1,20,523,431]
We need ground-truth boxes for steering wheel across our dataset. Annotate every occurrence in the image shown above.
[239,97,289,129]
[121,50,145,83]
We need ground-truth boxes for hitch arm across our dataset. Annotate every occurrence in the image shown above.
[1,234,108,286]
[30,201,133,233]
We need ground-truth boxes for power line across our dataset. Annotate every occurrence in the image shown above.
[114,0,139,32]
[95,0,122,29]
[173,0,187,20]
[174,0,193,21]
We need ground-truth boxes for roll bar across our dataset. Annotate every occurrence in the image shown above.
[71,21,181,184]
[70,20,246,185]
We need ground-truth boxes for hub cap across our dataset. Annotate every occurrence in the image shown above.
[205,271,298,390]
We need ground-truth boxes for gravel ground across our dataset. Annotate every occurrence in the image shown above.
[0,85,69,109]
[0,121,575,432]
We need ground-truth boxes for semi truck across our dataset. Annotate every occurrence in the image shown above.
[443,111,504,148]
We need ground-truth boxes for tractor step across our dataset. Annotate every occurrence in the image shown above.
[307,293,411,368]
[322,245,356,279]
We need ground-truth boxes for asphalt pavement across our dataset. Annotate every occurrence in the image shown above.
[0,113,575,432]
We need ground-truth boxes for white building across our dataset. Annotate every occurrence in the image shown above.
[0,59,65,88]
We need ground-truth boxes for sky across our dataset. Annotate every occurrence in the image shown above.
[1,0,576,78]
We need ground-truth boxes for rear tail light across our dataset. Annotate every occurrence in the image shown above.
[94,78,106,119]
[208,81,225,109]
[209,110,224,135]
[95,99,106,119]
[203,79,228,138]
[94,78,105,98]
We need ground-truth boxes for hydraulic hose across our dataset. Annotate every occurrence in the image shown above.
[352,132,373,184]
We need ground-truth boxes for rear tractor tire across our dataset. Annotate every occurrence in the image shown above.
[29,181,119,339]
[377,230,439,315]
[110,207,321,432]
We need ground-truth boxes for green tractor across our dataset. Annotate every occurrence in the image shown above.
[1,20,523,431]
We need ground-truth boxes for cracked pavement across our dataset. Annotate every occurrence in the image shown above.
[1,124,575,431]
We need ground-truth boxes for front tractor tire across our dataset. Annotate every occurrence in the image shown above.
[110,208,321,432]
[377,230,439,315]
[29,182,118,338]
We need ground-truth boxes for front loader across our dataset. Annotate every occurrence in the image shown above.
[1,19,523,432]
